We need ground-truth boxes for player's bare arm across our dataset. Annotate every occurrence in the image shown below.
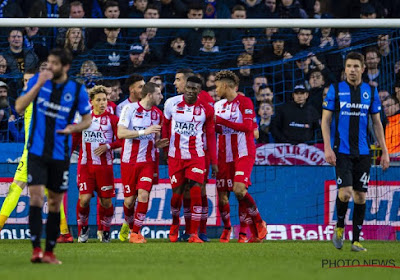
[57,113,92,134]
[118,124,161,139]
[371,113,390,170]
[321,109,336,166]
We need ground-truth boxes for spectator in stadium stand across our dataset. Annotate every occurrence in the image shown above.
[166,36,187,64]
[290,28,315,54]
[278,0,308,18]
[0,55,8,75]
[157,0,188,18]
[177,3,205,56]
[307,69,326,118]
[382,95,400,157]
[3,29,39,74]
[149,75,164,92]
[205,72,216,91]
[235,52,254,94]
[86,1,122,49]
[241,29,258,56]
[257,101,274,144]
[238,0,265,18]
[90,28,127,77]
[325,29,352,82]
[128,0,147,18]
[349,0,385,18]
[363,47,391,91]
[315,27,335,50]
[271,83,320,144]
[76,60,102,88]
[0,0,23,19]
[62,28,87,59]
[28,0,68,49]
[56,1,86,49]
[207,85,219,102]
[127,43,151,74]
[216,5,247,48]
[203,0,230,18]
[256,32,292,63]
[395,81,400,102]
[199,29,221,66]
[378,90,390,103]
[255,84,274,105]
[116,74,145,117]
[263,0,279,18]
[0,81,11,142]
[247,75,268,99]
[376,33,397,90]
[23,27,49,63]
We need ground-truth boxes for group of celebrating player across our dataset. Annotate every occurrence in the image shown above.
[0,58,267,249]
[73,68,267,244]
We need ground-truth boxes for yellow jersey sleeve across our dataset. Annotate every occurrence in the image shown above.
[24,103,33,146]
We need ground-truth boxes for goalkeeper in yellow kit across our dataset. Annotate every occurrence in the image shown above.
[0,69,73,242]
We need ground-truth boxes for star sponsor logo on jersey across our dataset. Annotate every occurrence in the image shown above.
[84,130,107,143]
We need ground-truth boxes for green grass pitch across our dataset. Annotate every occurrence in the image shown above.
[1,240,399,280]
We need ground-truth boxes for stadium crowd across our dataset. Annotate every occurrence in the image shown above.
[0,0,399,156]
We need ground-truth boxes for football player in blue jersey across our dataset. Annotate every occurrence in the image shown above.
[321,52,390,252]
[15,48,92,264]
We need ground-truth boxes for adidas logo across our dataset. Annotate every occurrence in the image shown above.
[108,52,120,66]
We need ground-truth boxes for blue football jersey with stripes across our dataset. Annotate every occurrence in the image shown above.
[323,81,381,155]
[26,74,91,160]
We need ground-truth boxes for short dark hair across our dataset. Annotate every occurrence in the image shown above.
[345,52,365,66]
[365,47,380,58]
[49,48,73,66]
[145,4,159,13]
[141,82,159,98]
[8,28,23,36]
[125,74,144,88]
[383,95,399,104]
[186,75,203,86]
[176,69,194,80]
[187,3,204,12]
[104,0,119,10]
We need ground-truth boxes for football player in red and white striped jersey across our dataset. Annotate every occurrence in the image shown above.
[214,70,267,243]
[73,85,122,243]
[164,75,217,243]
[117,82,167,243]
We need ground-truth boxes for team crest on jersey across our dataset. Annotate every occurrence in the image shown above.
[100,116,107,125]
[194,106,201,116]
[362,92,369,99]
[151,111,158,120]
[64,93,73,102]
[231,103,238,112]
